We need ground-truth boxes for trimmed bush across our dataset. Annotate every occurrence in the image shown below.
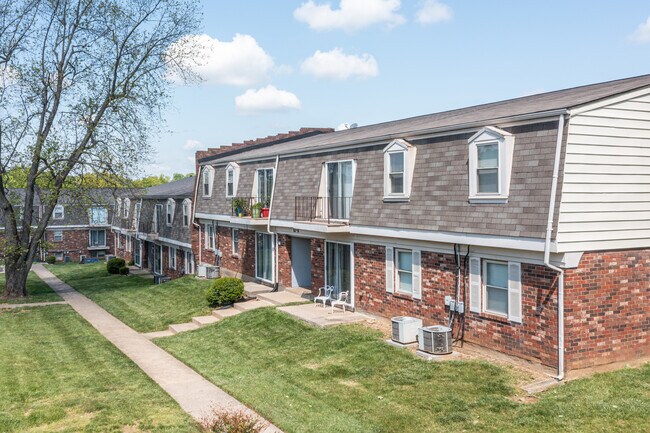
[107,257,126,274]
[45,255,56,265]
[127,260,135,266]
[206,277,244,308]
[119,266,130,275]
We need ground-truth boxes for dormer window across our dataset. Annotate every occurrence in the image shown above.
[166,199,175,226]
[182,199,191,227]
[123,198,130,219]
[225,162,239,198]
[383,139,416,201]
[202,166,214,197]
[468,126,515,203]
[53,204,64,220]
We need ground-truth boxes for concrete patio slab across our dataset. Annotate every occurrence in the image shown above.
[212,307,242,319]
[192,315,220,326]
[278,303,370,328]
[233,299,274,312]
[257,291,309,306]
[0,301,67,309]
[31,264,282,432]
[168,322,201,334]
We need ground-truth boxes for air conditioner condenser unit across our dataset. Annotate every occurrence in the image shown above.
[418,325,453,355]
[391,316,423,344]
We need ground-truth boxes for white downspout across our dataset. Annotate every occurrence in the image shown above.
[267,155,280,286]
[544,114,566,381]
[191,167,202,265]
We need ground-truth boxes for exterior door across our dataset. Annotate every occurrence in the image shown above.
[255,232,274,282]
[134,240,141,267]
[291,237,311,288]
[325,242,352,304]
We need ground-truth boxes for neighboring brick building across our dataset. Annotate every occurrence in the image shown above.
[193,75,650,375]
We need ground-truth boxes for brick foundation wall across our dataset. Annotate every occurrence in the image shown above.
[216,226,255,278]
[564,249,650,369]
[46,228,114,261]
[353,242,560,368]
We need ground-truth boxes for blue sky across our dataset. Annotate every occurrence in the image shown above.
[150,0,650,176]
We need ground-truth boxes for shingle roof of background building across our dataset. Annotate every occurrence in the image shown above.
[206,74,650,163]
[144,176,195,199]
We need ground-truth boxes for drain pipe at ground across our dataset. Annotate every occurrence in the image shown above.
[544,114,566,381]
[267,155,280,290]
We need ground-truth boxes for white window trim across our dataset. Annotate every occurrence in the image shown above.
[182,199,191,227]
[53,204,65,220]
[231,228,239,256]
[383,139,416,202]
[53,230,63,242]
[321,159,356,222]
[323,240,355,308]
[255,231,275,284]
[225,162,239,198]
[123,198,130,219]
[166,199,175,226]
[133,202,141,230]
[470,257,522,323]
[482,259,509,317]
[89,206,108,225]
[168,246,176,270]
[394,248,413,296]
[252,167,275,204]
[89,229,106,247]
[468,126,514,203]
[204,223,216,250]
[201,166,214,198]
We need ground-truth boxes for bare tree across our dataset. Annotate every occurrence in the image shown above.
[0,0,199,298]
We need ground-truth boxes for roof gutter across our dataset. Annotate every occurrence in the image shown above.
[544,113,566,381]
[201,109,569,166]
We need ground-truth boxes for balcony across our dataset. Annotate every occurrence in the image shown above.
[137,221,160,240]
[230,197,270,225]
[294,197,352,225]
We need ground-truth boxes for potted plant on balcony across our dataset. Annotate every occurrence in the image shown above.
[251,202,263,218]
[261,197,270,218]
[232,198,247,218]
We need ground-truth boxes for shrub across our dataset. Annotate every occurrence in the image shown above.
[206,277,244,307]
[202,409,265,433]
[119,266,130,275]
[127,260,135,266]
[45,255,56,265]
[107,257,126,274]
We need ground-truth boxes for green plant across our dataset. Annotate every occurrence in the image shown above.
[202,409,265,433]
[128,260,135,266]
[251,202,263,218]
[119,266,130,275]
[205,277,244,307]
[107,257,126,274]
[45,255,56,265]
[231,197,250,216]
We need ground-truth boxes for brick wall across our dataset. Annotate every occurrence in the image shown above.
[311,238,325,292]
[564,249,650,369]
[278,234,292,287]
[214,226,255,278]
[47,228,114,261]
[353,243,560,367]
[162,244,185,279]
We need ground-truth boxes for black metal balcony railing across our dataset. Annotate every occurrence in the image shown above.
[138,221,159,234]
[295,197,352,224]
[231,197,270,218]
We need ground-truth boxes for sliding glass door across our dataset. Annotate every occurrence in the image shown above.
[133,240,141,267]
[325,242,352,304]
[326,161,353,220]
[256,232,274,282]
[257,168,274,205]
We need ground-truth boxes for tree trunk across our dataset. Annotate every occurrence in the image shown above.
[2,256,30,299]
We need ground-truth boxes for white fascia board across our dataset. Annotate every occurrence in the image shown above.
[569,86,650,116]
[46,225,93,229]
[156,237,192,250]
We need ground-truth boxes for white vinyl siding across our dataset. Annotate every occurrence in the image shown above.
[558,91,650,252]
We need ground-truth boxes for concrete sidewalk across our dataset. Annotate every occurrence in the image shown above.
[32,264,281,432]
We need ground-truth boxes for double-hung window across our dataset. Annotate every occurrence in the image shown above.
[468,126,514,202]
[232,228,239,256]
[483,261,508,315]
[166,199,175,226]
[383,139,415,201]
[133,202,141,230]
[53,230,63,242]
[53,204,64,220]
[388,152,405,195]
[395,249,413,295]
[468,257,522,322]
[205,224,215,250]
[123,198,130,219]
[168,246,176,270]
[182,199,191,227]
[89,207,107,225]
[89,229,106,247]
[202,166,213,197]
[227,168,234,197]
[477,143,499,194]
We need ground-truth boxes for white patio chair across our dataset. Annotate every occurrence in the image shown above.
[330,291,349,314]
[314,285,334,307]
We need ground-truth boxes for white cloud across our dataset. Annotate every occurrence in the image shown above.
[415,0,452,24]
[301,48,378,80]
[631,16,650,43]
[182,139,202,150]
[293,0,405,32]
[235,85,301,114]
[167,33,274,86]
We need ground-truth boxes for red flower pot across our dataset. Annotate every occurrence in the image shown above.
[261,208,270,218]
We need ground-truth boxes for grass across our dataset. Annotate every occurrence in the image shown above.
[47,263,213,332]
[158,308,650,433]
[0,305,200,432]
[0,271,62,304]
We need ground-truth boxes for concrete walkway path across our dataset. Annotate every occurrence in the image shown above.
[32,264,281,432]
[0,300,68,309]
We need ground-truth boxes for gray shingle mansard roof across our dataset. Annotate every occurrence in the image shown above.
[204,74,650,163]
[142,176,195,199]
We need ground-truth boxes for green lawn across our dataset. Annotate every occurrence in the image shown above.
[158,308,650,433]
[0,271,62,304]
[47,263,213,332]
[0,305,200,432]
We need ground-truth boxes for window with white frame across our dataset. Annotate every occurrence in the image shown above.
[469,257,522,322]
[255,168,274,205]
[395,249,413,295]
[383,139,416,201]
[53,230,63,242]
[53,204,64,219]
[226,167,234,197]
[168,246,176,270]
[166,199,175,226]
[89,229,106,247]
[202,166,214,197]
[232,228,239,256]
[89,207,107,225]
[123,198,130,218]
[126,235,131,252]
[133,202,141,230]
[468,126,515,202]
[205,223,215,250]
[115,199,121,217]
[182,199,191,227]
